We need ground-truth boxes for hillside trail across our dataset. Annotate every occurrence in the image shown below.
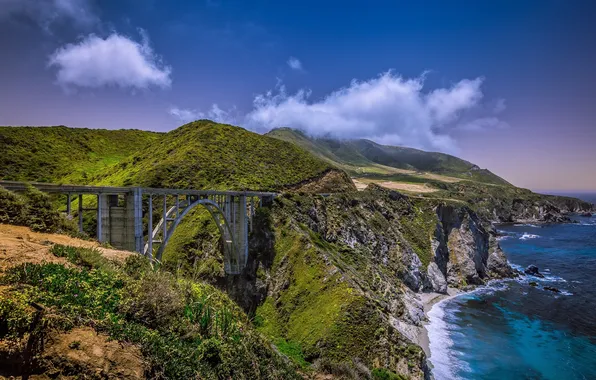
[0,224,133,271]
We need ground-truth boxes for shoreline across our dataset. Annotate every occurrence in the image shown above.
[415,287,462,359]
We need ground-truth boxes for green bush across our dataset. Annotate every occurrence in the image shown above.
[123,253,153,279]
[0,186,27,225]
[0,186,78,234]
[21,186,63,232]
[372,367,407,380]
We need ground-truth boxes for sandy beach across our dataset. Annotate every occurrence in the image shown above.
[416,287,462,358]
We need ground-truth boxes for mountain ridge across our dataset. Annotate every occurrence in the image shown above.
[266,127,511,186]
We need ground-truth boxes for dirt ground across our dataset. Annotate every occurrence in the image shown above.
[40,327,145,379]
[352,178,438,193]
[0,224,133,271]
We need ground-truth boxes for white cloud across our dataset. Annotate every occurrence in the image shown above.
[243,72,496,152]
[426,78,483,126]
[169,71,505,153]
[287,56,303,71]
[169,104,237,125]
[0,0,98,29]
[48,31,172,89]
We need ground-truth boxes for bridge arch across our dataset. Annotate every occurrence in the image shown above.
[144,198,243,273]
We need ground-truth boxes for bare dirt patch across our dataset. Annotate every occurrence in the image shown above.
[377,181,438,193]
[0,224,133,271]
[352,178,438,193]
[41,327,145,379]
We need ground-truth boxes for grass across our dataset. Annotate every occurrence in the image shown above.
[0,126,159,184]
[267,127,511,185]
[93,120,340,191]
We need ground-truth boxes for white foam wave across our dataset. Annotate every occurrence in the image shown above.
[427,281,511,379]
[509,262,524,272]
[514,223,541,228]
[427,299,461,380]
[520,233,540,240]
[543,274,567,283]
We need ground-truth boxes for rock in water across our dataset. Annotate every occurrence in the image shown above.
[524,264,545,278]
[543,286,560,293]
[529,281,538,287]
[581,212,593,217]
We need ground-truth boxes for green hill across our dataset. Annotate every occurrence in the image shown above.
[93,120,347,191]
[266,128,510,186]
[0,122,351,192]
[0,126,160,183]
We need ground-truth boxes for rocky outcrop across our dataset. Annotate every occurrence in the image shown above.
[286,168,356,193]
[429,204,512,291]
[524,264,544,278]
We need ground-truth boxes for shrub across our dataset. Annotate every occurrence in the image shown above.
[0,186,27,225]
[119,271,184,329]
[22,186,63,233]
[313,357,372,379]
[0,186,78,234]
[123,253,153,279]
[372,367,407,380]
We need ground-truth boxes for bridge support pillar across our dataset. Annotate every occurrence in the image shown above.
[97,194,109,243]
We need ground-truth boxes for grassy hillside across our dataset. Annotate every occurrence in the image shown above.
[266,128,510,186]
[0,126,160,183]
[94,120,343,191]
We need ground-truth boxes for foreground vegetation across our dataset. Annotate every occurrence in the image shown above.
[0,245,300,379]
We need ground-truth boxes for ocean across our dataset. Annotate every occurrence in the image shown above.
[428,212,596,380]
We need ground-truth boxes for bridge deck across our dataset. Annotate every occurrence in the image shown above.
[0,180,277,197]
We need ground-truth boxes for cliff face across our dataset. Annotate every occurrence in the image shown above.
[240,186,513,378]
[432,204,512,291]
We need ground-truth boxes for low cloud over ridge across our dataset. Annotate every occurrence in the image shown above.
[48,31,172,90]
[171,72,504,153]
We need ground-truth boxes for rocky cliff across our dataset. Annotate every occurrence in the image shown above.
[222,185,514,378]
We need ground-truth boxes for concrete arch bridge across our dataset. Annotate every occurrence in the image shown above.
[0,181,276,275]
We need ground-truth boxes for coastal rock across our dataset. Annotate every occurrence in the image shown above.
[529,281,538,287]
[487,237,514,278]
[435,205,489,287]
[581,212,593,217]
[543,286,560,293]
[426,262,448,294]
[524,264,545,278]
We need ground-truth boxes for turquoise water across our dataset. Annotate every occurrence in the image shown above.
[428,213,596,380]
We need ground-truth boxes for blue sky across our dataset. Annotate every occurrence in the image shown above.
[1,0,595,190]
